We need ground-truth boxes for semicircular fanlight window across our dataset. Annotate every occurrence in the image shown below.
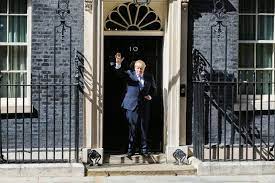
[105,2,161,31]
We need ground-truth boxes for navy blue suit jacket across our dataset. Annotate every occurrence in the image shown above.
[119,70,156,111]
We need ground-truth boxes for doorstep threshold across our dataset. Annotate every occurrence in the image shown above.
[86,164,196,176]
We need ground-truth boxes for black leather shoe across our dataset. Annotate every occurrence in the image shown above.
[140,151,150,157]
[126,152,134,159]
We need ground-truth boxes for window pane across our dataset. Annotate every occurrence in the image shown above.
[0,72,27,98]
[239,44,254,68]
[0,16,7,42]
[0,73,9,98]
[238,70,254,94]
[239,0,256,13]
[258,0,274,13]
[258,16,274,40]
[239,15,255,40]
[0,46,7,70]
[256,70,272,94]
[256,44,272,68]
[9,0,27,14]
[8,16,27,42]
[0,0,7,13]
[9,46,27,70]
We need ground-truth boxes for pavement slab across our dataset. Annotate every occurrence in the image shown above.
[0,175,275,183]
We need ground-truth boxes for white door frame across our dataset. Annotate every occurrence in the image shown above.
[104,31,164,36]
[82,0,189,164]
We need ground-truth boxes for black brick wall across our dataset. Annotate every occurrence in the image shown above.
[1,0,84,152]
[193,0,239,74]
[192,0,275,145]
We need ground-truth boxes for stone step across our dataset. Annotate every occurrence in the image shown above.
[86,164,197,176]
[103,153,166,164]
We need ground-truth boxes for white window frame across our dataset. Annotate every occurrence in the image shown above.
[237,0,275,110]
[0,0,32,113]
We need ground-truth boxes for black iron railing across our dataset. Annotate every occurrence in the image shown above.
[193,49,275,161]
[193,80,275,161]
[0,74,80,163]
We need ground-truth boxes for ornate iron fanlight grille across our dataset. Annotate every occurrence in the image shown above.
[105,2,161,31]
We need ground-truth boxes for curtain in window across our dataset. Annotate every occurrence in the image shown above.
[9,0,27,14]
[239,43,254,68]
[8,46,26,98]
[9,16,27,42]
[258,0,274,13]
[0,46,26,98]
[0,0,28,98]
[239,0,256,13]
[258,16,274,40]
[239,15,255,40]
[0,73,26,98]
[0,16,7,42]
[256,70,272,94]
[256,44,272,68]
[238,70,254,95]
[239,70,273,95]
[9,46,27,70]
[0,46,7,70]
[0,0,7,13]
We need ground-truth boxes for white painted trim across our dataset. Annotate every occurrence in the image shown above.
[0,14,28,15]
[99,0,104,148]
[84,0,169,153]
[26,0,32,108]
[104,31,164,36]
[0,43,28,46]
[1,99,32,113]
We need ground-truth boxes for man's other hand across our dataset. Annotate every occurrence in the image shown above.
[144,95,152,100]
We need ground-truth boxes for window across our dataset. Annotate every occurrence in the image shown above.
[0,0,31,113]
[0,0,29,97]
[239,0,275,97]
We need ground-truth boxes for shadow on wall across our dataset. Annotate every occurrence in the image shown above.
[75,50,103,114]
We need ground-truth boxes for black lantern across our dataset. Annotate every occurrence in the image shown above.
[133,0,151,6]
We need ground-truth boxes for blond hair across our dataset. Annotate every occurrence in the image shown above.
[134,60,146,69]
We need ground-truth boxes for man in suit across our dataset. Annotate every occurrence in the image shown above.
[114,54,156,158]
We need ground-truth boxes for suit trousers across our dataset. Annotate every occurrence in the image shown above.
[125,102,150,153]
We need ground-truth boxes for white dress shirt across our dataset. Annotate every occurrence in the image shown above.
[137,75,144,88]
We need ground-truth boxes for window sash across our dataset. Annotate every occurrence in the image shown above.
[0,15,27,43]
[239,0,256,13]
[0,0,30,101]
[0,0,27,14]
[239,0,275,98]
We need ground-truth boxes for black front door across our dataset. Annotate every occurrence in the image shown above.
[104,36,163,153]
